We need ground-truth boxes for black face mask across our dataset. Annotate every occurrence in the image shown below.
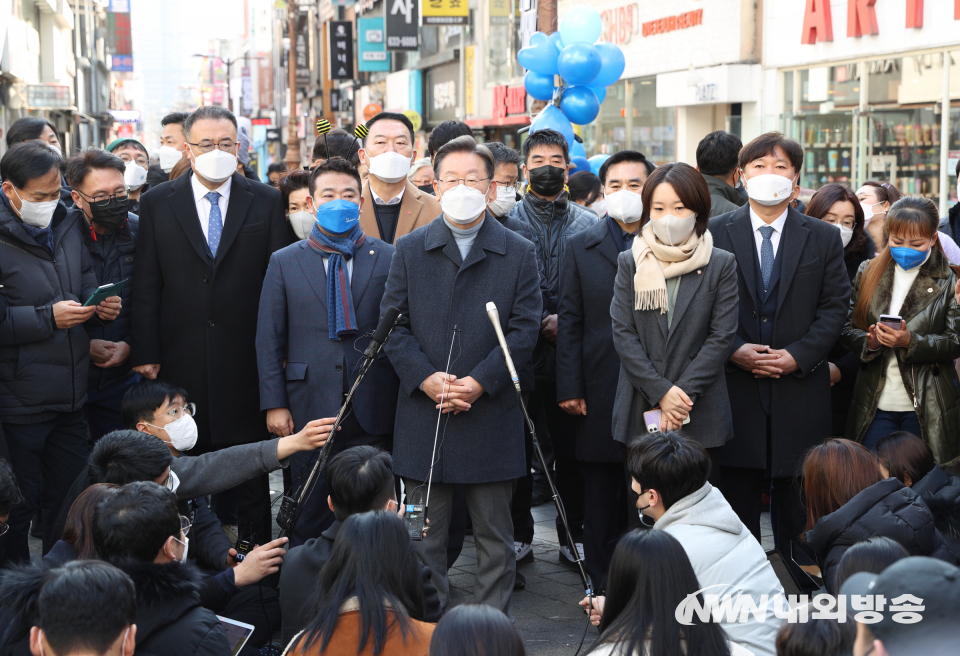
[527,165,566,197]
[89,197,128,232]
[418,184,435,196]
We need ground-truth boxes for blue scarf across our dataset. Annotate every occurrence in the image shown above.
[307,221,366,340]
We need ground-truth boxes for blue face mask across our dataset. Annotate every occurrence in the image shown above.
[889,246,929,271]
[315,199,360,235]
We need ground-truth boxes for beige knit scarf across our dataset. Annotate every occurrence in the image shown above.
[631,222,713,314]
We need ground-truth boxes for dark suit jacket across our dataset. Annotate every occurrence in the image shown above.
[556,218,625,462]
[381,215,542,484]
[130,171,293,448]
[256,238,399,436]
[709,205,852,476]
[359,180,441,243]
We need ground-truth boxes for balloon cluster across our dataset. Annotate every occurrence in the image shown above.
[519,5,625,143]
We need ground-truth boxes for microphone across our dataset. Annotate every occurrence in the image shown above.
[364,306,401,359]
[485,302,521,393]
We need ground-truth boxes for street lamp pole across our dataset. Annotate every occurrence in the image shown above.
[285,1,301,169]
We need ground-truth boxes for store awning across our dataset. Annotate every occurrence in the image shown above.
[465,115,531,128]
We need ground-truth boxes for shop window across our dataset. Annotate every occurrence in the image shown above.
[485,0,524,85]
[580,78,676,165]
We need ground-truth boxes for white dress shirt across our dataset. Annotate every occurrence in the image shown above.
[191,174,233,242]
[370,185,404,205]
[749,206,789,261]
[321,256,354,279]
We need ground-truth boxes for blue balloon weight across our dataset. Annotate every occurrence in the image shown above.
[570,156,591,175]
[524,71,556,102]
[588,154,610,175]
[570,140,586,159]
[559,5,603,45]
[517,32,559,76]
[557,44,601,86]
[590,85,607,105]
[529,104,575,151]
[548,31,564,54]
[559,86,600,125]
[592,42,626,88]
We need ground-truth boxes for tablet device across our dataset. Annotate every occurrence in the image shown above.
[82,279,129,307]
[217,616,255,656]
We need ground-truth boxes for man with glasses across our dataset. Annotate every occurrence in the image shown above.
[381,135,541,614]
[106,138,150,215]
[65,150,140,443]
[131,105,293,547]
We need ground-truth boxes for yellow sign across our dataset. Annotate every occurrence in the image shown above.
[422,0,468,25]
[490,0,510,18]
[465,45,475,117]
[403,110,423,133]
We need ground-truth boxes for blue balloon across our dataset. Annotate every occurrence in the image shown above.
[529,104,575,151]
[592,42,626,88]
[524,71,556,102]
[559,5,603,45]
[570,140,586,159]
[517,32,559,76]
[570,156,591,175]
[559,86,600,125]
[548,31,564,54]
[588,154,610,175]
[557,43,601,86]
[590,85,607,105]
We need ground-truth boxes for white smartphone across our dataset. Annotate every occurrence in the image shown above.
[643,408,691,433]
[878,314,903,330]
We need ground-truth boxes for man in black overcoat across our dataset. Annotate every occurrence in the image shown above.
[708,132,851,584]
[130,106,293,543]
[381,136,541,614]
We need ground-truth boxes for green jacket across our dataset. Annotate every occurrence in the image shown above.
[840,247,960,464]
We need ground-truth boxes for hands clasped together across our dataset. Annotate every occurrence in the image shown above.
[423,372,485,414]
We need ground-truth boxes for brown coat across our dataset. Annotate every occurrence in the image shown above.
[359,180,441,244]
[283,610,434,656]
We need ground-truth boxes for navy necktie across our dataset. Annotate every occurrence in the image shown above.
[205,191,223,256]
[759,225,775,291]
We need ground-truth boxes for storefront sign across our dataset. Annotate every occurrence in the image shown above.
[107,10,132,56]
[364,103,384,121]
[601,4,639,45]
[493,85,526,118]
[642,9,703,37]
[108,110,141,123]
[404,110,423,133]
[802,0,955,45]
[847,0,879,37]
[465,45,476,116]
[266,128,282,142]
[329,21,355,80]
[111,55,133,72]
[422,0,468,25]
[241,67,253,115]
[359,18,391,71]
[251,118,272,126]
[801,0,834,44]
[296,15,310,86]
[427,63,460,123]
[257,54,273,108]
[117,124,134,138]
[387,0,419,50]
[27,85,72,109]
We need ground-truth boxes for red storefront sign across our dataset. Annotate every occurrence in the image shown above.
[847,0,878,37]
[493,85,525,119]
[600,4,638,46]
[641,9,703,37]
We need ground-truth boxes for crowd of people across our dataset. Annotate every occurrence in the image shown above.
[0,105,958,656]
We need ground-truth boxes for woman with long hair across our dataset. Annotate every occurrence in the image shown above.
[802,438,952,593]
[283,511,432,656]
[839,196,960,458]
[43,484,119,565]
[428,605,524,656]
[584,529,745,656]
[278,169,314,240]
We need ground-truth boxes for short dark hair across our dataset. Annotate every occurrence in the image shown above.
[184,105,238,139]
[598,150,649,185]
[365,112,415,145]
[639,163,712,238]
[738,132,804,174]
[37,561,136,656]
[88,430,173,486]
[92,481,181,563]
[327,446,395,522]
[308,157,363,196]
[873,431,936,487]
[695,131,743,178]
[626,431,711,510]
[567,171,602,205]
[522,128,569,164]
[312,128,361,165]
[278,170,312,202]
[775,615,856,656]
[833,536,910,593]
[427,121,473,160]
[64,149,126,190]
[121,379,189,430]
[484,142,522,170]
[432,135,495,181]
[0,459,22,517]
[0,141,65,189]
[6,117,57,147]
[429,604,525,656]
[161,112,190,128]
[267,162,287,175]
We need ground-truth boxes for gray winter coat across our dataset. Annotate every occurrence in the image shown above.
[0,195,104,419]
[381,215,542,484]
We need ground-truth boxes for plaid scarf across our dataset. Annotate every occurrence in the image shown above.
[307,222,367,340]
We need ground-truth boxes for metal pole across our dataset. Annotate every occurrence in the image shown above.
[940,51,951,213]
[286,2,301,169]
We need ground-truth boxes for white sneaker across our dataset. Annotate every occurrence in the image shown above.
[515,541,533,563]
[558,542,585,565]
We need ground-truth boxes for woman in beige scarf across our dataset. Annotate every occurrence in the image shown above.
[609,163,740,447]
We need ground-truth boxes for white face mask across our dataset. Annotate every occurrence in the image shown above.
[605,189,644,224]
[46,142,62,157]
[441,183,489,224]
[744,174,795,206]
[590,198,607,216]
[860,201,883,228]
[488,186,517,217]
[289,211,315,240]
[833,222,855,248]
[11,186,58,228]
[192,148,237,184]
[159,145,182,173]
[368,151,412,183]
[161,414,198,451]
[651,213,698,246]
[124,161,148,191]
[174,534,190,564]
[164,469,181,494]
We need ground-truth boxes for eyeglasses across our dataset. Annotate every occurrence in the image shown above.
[495,181,519,194]
[179,515,192,537]
[0,521,8,537]
[439,176,490,190]
[187,141,237,154]
[154,403,196,422]
[119,153,149,168]
[75,189,130,207]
